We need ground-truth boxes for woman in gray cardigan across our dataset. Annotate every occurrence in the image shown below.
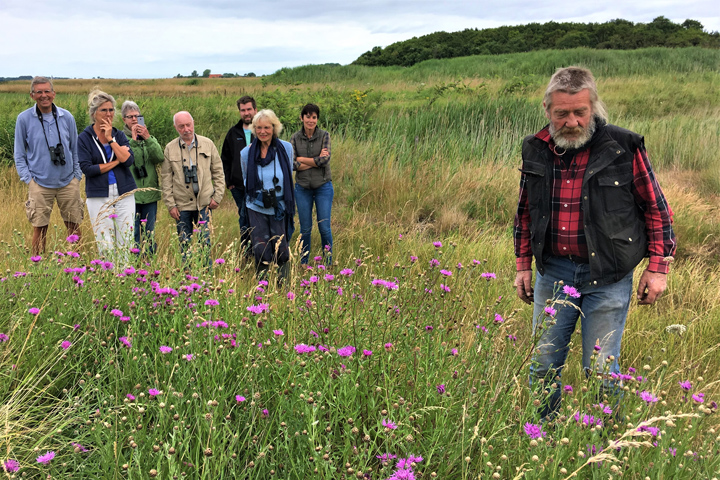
[290,103,333,265]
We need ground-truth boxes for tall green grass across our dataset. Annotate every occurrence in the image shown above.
[266,47,720,86]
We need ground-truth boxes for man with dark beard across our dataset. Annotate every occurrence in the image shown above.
[221,95,257,257]
[513,66,676,419]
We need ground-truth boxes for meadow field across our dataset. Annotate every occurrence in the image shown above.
[0,47,719,478]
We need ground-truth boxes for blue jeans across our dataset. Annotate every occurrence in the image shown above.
[229,187,252,257]
[529,256,633,418]
[134,202,157,255]
[176,208,211,263]
[295,182,333,264]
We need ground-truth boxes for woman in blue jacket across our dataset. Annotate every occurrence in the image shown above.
[78,90,136,260]
[241,109,294,281]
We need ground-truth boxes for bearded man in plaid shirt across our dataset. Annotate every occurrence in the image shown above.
[513,66,676,419]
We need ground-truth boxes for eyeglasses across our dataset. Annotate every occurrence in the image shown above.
[123,114,139,119]
[99,108,115,113]
[32,90,53,95]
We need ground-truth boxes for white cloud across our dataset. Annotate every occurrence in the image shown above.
[0,0,717,78]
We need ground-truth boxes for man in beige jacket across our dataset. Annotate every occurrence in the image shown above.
[162,111,225,259]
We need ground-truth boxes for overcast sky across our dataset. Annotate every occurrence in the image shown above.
[1,0,718,79]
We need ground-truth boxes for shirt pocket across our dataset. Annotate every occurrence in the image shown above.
[596,165,634,213]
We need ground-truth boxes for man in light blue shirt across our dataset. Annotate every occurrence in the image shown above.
[14,76,83,255]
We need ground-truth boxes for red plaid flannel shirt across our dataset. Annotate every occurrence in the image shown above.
[515,126,676,274]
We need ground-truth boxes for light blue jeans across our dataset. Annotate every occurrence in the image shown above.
[295,182,334,265]
[530,256,633,418]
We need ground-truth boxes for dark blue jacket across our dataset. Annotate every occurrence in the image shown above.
[78,125,136,197]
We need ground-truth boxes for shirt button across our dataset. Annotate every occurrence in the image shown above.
[562,247,567,250]
[614,181,619,186]
[584,196,588,200]
[591,252,595,256]
[593,281,597,285]
[566,180,570,184]
[628,238,632,242]
[561,227,566,230]
[564,204,568,207]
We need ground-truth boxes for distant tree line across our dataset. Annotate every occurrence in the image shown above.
[353,17,720,67]
[174,70,256,78]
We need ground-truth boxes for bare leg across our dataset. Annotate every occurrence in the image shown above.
[32,225,49,256]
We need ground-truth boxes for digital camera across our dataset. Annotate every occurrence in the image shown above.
[49,144,66,166]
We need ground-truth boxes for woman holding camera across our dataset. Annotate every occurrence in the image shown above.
[78,90,136,260]
[291,103,333,265]
[240,109,295,280]
[121,101,164,255]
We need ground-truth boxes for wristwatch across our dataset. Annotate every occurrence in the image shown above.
[108,137,116,144]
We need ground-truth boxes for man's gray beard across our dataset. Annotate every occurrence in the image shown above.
[550,116,596,150]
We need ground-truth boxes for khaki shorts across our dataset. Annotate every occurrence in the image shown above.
[25,178,84,227]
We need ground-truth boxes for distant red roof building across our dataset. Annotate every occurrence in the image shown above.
[209,74,222,78]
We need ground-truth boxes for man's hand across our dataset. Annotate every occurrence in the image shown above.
[208,199,219,210]
[514,270,534,304]
[169,207,180,221]
[637,269,667,305]
[320,148,329,157]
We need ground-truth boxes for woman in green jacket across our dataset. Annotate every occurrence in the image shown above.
[121,101,164,255]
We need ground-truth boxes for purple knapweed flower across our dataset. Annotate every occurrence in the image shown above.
[544,306,557,316]
[148,388,160,397]
[273,329,284,336]
[523,422,547,439]
[3,459,19,472]
[61,341,71,350]
[494,313,504,323]
[363,349,373,357]
[638,390,658,403]
[126,394,136,401]
[440,269,452,276]
[214,258,225,265]
[247,303,269,315]
[66,234,79,243]
[71,442,88,453]
[436,384,445,394]
[433,241,442,248]
[563,285,581,298]
[692,393,705,403]
[440,284,450,293]
[0,333,8,342]
[31,255,42,262]
[337,345,356,357]
[236,395,246,403]
[481,272,496,279]
[204,299,219,306]
[340,268,354,276]
[36,451,55,465]
[160,346,172,354]
[294,344,316,354]
[679,380,692,391]
[382,419,398,430]
[28,307,40,315]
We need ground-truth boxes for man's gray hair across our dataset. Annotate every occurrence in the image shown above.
[121,100,140,118]
[251,109,283,137]
[173,111,194,126]
[88,89,116,118]
[30,76,54,93]
[543,66,608,123]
